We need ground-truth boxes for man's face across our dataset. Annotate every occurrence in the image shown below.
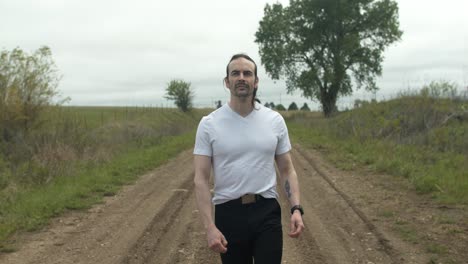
[225,58,258,98]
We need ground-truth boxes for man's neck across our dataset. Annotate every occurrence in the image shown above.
[229,96,254,117]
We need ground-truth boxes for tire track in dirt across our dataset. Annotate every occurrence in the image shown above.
[284,147,397,264]
[121,172,193,263]
[278,192,329,264]
[294,145,400,263]
[0,150,210,264]
[121,173,217,264]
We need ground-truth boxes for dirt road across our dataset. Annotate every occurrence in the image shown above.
[1,146,466,263]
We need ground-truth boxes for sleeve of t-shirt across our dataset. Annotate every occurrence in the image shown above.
[193,116,213,156]
[275,115,292,155]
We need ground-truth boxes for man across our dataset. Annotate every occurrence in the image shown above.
[193,53,304,264]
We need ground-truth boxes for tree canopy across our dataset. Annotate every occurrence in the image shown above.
[164,79,194,112]
[275,104,286,111]
[300,103,310,111]
[255,0,403,116]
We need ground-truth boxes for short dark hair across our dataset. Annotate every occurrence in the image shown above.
[225,53,261,107]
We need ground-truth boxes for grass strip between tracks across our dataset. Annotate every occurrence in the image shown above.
[0,131,195,251]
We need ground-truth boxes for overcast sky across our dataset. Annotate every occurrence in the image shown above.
[1,0,467,110]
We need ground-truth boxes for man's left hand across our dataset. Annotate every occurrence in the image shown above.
[288,211,304,238]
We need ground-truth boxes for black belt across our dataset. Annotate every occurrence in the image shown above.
[233,194,265,205]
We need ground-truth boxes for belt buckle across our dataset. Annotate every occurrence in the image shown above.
[241,194,256,204]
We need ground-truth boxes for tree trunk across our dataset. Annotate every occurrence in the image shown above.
[321,88,338,117]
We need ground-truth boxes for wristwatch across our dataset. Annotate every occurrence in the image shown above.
[291,205,304,215]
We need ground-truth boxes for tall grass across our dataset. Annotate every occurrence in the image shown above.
[1,106,207,186]
[0,106,210,249]
[287,95,468,204]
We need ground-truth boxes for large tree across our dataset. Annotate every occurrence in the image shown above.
[164,79,194,112]
[255,0,403,116]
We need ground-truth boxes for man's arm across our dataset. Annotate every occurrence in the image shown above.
[275,151,305,238]
[193,155,228,253]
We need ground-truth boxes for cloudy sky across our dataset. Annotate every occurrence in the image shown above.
[1,0,467,110]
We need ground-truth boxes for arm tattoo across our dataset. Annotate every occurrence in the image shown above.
[285,180,292,198]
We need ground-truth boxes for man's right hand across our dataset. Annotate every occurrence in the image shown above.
[206,224,228,253]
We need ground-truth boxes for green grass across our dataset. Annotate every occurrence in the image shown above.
[0,106,212,249]
[426,243,448,254]
[287,96,468,204]
[285,94,467,264]
[393,221,419,244]
[0,130,196,247]
[377,210,395,218]
[1,107,208,185]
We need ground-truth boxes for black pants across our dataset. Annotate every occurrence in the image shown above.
[215,196,283,264]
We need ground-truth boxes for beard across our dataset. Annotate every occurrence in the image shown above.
[233,82,252,98]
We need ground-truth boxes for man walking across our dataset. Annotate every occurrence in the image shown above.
[193,53,304,264]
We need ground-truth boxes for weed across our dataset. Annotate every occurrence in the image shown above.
[436,215,456,225]
[377,210,395,218]
[0,244,16,253]
[426,243,448,254]
[393,223,419,244]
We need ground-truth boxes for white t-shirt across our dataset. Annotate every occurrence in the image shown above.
[194,102,291,205]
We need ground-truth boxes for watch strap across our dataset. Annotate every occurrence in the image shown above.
[291,205,304,215]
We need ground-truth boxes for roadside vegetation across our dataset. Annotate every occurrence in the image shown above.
[0,106,209,251]
[287,82,468,204]
[287,82,467,264]
[0,46,208,250]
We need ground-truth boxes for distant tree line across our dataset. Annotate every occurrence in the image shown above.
[264,102,310,111]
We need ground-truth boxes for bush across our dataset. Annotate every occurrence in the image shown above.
[420,80,458,98]
[330,96,467,154]
[0,46,65,142]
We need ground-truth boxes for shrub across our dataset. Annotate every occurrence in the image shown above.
[164,79,194,112]
[0,46,66,142]
[420,80,458,99]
